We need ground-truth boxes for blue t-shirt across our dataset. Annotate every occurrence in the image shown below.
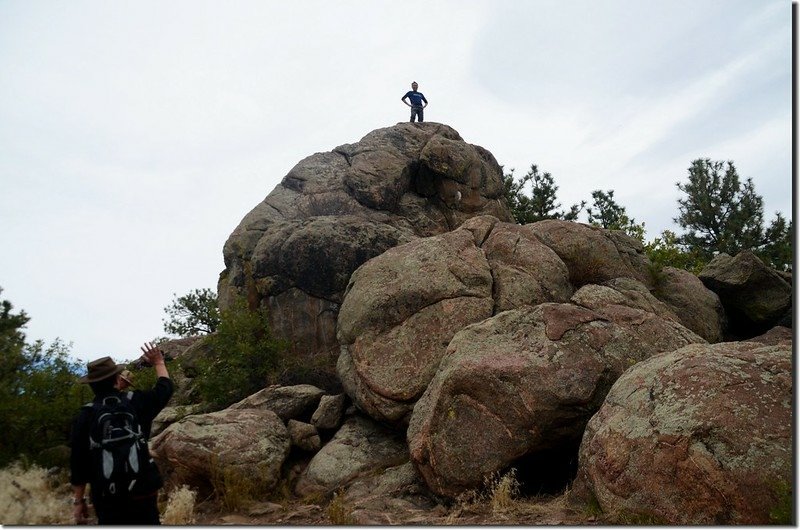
[403,91,427,107]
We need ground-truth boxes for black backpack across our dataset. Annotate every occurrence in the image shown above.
[85,392,151,497]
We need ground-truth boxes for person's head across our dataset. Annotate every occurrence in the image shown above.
[411,81,418,91]
[116,369,134,390]
[78,356,125,396]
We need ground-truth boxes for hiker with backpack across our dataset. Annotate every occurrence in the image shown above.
[70,342,173,525]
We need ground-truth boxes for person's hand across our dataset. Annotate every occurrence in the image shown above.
[140,342,165,366]
[73,500,89,525]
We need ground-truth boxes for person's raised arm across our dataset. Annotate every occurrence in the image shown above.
[140,342,169,379]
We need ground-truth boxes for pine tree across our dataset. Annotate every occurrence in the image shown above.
[675,158,790,270]
[503,164,583,224]
[586,189,646,241]
[162,288,220,337]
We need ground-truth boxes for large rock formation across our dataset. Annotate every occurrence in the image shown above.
[407,301,704,498]
[188,124,792,523]
[337,216,720,428]
[218,123,513,359]
[577,340,792,524]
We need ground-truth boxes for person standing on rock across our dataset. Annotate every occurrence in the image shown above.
[70,343,173,525]
[402,81,428,122]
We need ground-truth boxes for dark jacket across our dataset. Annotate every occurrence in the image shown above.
[70,376,174,498]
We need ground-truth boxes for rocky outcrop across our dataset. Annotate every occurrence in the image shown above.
[407,302,704,498]
[150,408,290,496]
[577,340,792,524]
[699,251,792,337]
[294,415,409,497]
[338,216,719,428]
[218,123,513,358]
[195,124,791,523]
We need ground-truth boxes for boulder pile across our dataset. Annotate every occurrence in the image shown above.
[152,123,791,525]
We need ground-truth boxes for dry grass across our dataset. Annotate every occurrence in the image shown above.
[0,463,72,525]
[442,472,596,525]
[326,490,355,525]
[162,484,197,524]
[208,454,278,512]
[487,468,521,513]
[443,469,521,524]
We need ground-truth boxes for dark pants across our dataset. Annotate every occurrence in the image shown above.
[93,492,160,525]
[410,105,424,122]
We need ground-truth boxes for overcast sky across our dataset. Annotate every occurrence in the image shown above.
[0,0,793,363]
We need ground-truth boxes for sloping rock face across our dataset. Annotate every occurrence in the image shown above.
[577,340,792,524]
[699,250,792,337]
[218,123,513,358]
[407,302,704,498]
[150,408,290,496]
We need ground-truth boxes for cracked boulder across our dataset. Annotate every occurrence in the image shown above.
[406,302,704,498]
[218,123,512,361]
[576,340,792,524]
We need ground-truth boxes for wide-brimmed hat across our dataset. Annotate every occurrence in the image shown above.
[77,356,125,384]
[119,369,134,387]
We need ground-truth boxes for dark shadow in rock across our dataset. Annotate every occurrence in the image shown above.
[511,439,581,497]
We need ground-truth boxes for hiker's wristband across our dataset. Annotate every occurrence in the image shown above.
[73,497,86,505]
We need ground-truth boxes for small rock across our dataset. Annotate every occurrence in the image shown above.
[220,514,251,525]
[248,502,284,516]
[287,419,322,452]
[311,394,347,430]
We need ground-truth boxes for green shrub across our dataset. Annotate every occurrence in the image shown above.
[644,230,707,274]
[193,299,288,410]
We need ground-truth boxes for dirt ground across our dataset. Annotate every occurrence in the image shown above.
[189,491,606,526]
